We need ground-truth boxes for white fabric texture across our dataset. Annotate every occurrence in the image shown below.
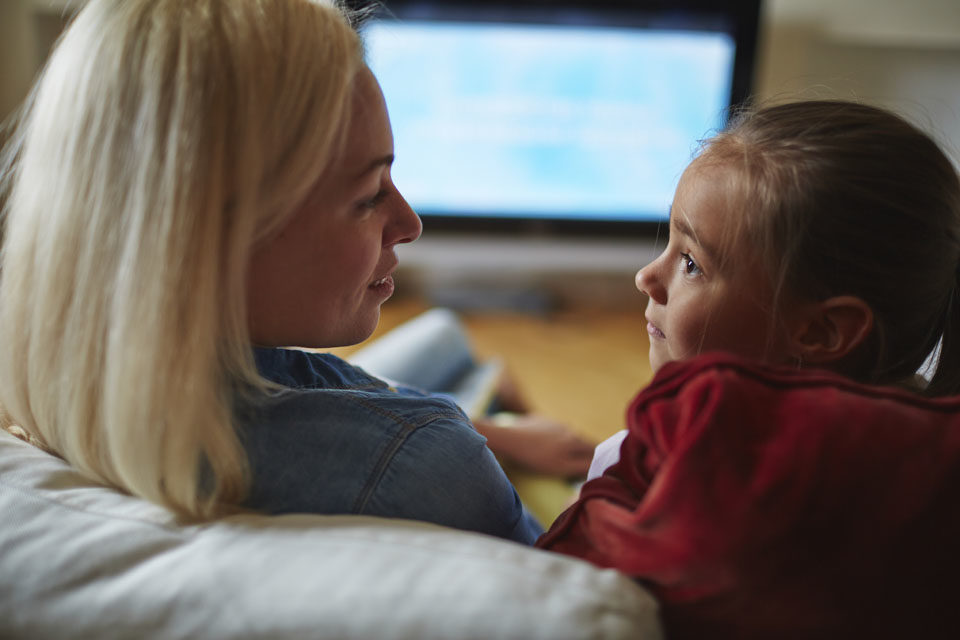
[0,430,662,639]
[587,429,629,481]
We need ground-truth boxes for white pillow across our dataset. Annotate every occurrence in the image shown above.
[0,430,663,639]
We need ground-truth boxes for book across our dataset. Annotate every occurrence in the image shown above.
[348,308,502,421]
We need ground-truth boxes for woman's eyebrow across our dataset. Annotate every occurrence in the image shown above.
[354,154,395,180]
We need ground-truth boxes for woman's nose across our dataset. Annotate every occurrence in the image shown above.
[387,190,422,246]
[636,260,666,305]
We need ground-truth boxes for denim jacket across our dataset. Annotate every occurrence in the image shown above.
[238,347,542,544]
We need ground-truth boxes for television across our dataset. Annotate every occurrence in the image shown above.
[359,0,761,238]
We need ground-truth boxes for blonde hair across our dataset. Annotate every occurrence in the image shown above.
[0,0,364,519]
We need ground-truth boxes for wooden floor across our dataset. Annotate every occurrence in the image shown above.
[324,297,654,445]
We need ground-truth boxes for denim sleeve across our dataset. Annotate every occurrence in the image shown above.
[358,416,544,545]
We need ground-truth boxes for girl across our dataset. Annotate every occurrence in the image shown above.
[634,100,958,391]
[0,0,546,544]
[587,99,960,481]
[538,100,960,638]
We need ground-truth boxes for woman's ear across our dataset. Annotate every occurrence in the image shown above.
[790,296,874,365]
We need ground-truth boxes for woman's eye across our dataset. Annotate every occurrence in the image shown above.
[360,189,388,210]
[679,252,702,277]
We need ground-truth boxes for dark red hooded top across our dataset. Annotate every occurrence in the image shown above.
[538,353,960,639]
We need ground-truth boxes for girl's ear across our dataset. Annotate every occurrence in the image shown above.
[790,296,874,365]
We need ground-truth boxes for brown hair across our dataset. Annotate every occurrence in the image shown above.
[697,100,960,395]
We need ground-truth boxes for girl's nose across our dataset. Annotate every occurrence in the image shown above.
[636,261,666,305]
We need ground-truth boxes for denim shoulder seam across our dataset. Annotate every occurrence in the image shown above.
[350,396,466,514]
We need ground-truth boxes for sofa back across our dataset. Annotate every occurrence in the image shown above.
[0,430,661,639]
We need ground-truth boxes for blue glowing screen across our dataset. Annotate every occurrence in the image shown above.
[364,19,735,222]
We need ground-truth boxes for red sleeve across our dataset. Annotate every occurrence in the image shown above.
[537,353,960,639]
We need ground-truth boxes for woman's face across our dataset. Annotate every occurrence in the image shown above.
[246,67,422,348]
[636,162,792,373]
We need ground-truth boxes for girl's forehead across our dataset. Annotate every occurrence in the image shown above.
[672,163,737,233]
[677,157,741,198]
[672,160,760,271]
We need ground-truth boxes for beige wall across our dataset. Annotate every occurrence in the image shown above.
[0,0,35,122]
[755,0,960,164]
[0,0,76,122]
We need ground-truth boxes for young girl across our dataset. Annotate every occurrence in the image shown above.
[538,100,960,638]
[586,99,960,482]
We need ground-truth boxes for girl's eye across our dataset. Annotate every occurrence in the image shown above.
[679,252,702,277]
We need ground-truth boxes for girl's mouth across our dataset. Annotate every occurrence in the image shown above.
[647,321,665,339]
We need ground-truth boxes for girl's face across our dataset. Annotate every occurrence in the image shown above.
[637,162,792,373]
[246,67,422,348]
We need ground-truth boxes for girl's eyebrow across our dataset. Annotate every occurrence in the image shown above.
[670,212,719,263]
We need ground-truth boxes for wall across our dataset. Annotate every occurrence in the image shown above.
[0,0,75,122]
[755,0,960,162]
[0,0,34,122]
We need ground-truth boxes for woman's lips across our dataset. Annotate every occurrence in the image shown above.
[369,274,395,299]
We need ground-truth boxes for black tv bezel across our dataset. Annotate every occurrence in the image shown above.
[358,0,762,238]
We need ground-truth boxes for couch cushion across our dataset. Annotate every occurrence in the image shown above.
[539,352,960,639]
[0,429,661,639]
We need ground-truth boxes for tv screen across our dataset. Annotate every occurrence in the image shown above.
[360,0,760,234]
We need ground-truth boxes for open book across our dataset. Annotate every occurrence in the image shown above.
[348,308,502,421]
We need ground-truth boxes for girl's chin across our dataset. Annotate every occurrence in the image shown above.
[647,349,666,374]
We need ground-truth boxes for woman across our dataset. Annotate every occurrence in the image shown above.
[0,0,545,543]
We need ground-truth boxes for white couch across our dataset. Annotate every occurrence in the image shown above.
[0,429,662,639]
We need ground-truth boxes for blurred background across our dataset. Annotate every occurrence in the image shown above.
[3,0,957,312]
[1,0,958,473]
